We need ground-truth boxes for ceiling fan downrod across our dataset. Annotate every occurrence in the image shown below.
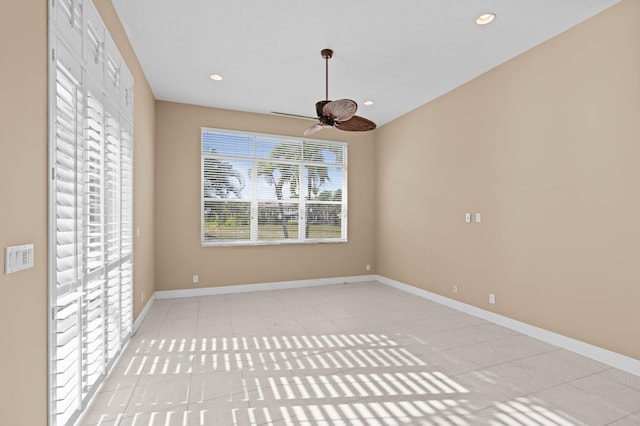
[321,48,333,101]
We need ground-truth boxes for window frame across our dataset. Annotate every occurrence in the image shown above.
[201,127,348,247]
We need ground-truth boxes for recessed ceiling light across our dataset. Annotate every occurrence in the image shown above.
[476,13,496,25]
[363,100,374,106]
[209,74,223,81]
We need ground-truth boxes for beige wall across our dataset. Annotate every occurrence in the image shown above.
[0,2,48,424]
[154,101,377,291]
[0,1,155,424]
[376,0,640,360]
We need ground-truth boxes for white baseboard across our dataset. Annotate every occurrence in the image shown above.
[154,274,378,300]
[131,273,639,377]
[133,292,157,334]
[375,274,640,377]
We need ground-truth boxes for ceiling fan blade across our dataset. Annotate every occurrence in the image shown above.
[335,115,377,132]
[323,99,357,122]
[271,111,319,121]
[304,123,331,136]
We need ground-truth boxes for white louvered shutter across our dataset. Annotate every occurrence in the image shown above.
[84,4,105,85]
[104,34,121,104]
[52,0,83,57]
[104,102,121,359]
[81,78,106,394]
[120,67,134,117]
[119,119,134,338]
[49,0,134,424]
[51,39,84,426]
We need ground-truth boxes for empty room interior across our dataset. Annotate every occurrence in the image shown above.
[1,0,640,425]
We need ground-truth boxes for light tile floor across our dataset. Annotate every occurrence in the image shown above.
[76,281,640,426]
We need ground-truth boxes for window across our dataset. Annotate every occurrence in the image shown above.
[202,128,347,246]
[49,1,134,425]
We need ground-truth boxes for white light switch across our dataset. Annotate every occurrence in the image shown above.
[5,244,34,274]
[465,213,471,223]
[475,213,482,223]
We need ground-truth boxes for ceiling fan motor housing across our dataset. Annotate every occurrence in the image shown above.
[315,100,332,121]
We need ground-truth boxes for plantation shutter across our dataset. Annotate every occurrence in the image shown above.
[104,102,121,359]
[83,4,105,85]
[51,39,84,426]
[119,119,134,339]
[49,1,134,425]
[81,78,106,394]
[104,34,121,103]
[120,67,134,117]
[52,0,83,57]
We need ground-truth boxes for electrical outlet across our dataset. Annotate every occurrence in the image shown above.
[489,293,495,304]
[193,274,199,283]
[366,264,371,271]
[453,285,459,294]
[465,213,471,223]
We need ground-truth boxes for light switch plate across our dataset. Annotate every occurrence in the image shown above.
[5,244,34,274]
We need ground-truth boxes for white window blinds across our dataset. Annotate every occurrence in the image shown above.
[48,1,134,425]
[201,128,347,246]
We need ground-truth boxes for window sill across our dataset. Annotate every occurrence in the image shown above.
[201,238,347,248]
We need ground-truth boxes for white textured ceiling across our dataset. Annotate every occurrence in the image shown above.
[112,0,619,129]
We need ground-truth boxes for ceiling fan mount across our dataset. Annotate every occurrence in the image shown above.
[272,48,376,136]
[320,48,333,60]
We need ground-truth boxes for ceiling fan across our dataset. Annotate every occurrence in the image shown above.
[273,48,376,136]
